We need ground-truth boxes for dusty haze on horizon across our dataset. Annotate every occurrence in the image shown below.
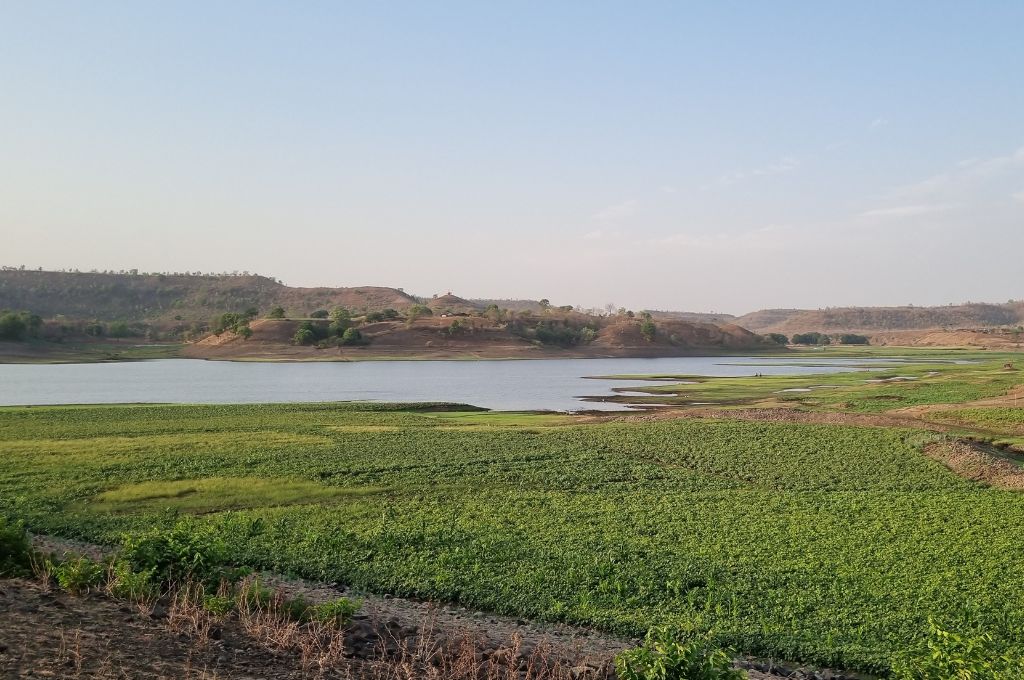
[2,3,1022,314]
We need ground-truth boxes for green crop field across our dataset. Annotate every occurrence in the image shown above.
[3,397,1024,673]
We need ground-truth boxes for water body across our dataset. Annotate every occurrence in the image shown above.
[0,356,914,411]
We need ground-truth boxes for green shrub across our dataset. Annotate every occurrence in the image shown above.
[892,619,1024,679]
[340,327,366,346]
[50,556,105,595]
[120,519,227,589]
[615,626,746,680]
[107,559,158,602]
[307,597,360,625]
[293,327,316,345]
[238,580,276,612]
[202,594,236,616]
[0,517,34,576]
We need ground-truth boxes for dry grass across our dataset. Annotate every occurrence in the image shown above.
[149,576,611,680]
[924,440,1024,490]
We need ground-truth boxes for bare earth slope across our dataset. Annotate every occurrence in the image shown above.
[736,302,1024,335]
[0,270,416,323]
[184,317,768,361]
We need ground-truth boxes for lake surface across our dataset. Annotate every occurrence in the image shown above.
[0,356,911,411]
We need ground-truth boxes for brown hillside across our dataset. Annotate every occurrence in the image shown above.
[593,320,765,351]
[184,315,769,361]
[871,328,1024,349]
[736,303,1024,334]
[0,270,416,323]
[428,294,481,314]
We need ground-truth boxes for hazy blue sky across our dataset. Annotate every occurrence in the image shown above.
[2,2,1022,313]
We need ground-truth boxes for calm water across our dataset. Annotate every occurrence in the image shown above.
[0,357,907,411]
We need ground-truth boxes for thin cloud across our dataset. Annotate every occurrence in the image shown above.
[591,199,638,222]
[583,228,622,241]
[1013,189,1024,204]
[861,203,957,218]
[702,156,800,190]
[889,145,1024,200]
[869,117,889,130]
[655,225,795,250]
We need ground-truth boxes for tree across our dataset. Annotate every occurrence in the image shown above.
[792,332,830,346]
[765,333,789,345]
[310,310,329,319]
[406,304,433,321]
[328,319,350,337]
[538,298,551,312]
[108,321,133,338]
[0,312,27,341]
[340,328,365,346]
[639,317,656,342]
[838,333,870,345]
[293,327,315,345]
[267,306,286,319]
[446,319,468,336]
[330,307,351,322]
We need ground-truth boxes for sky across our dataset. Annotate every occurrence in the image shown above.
[1,2,1022,315]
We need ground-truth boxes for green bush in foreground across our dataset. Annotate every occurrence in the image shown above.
[120,518,227,588]
[0,517,34,576]
[307,597,360,626]
[202,593,237,616]
[615,626,746,680]
[49,556,105,594]
[107,559,158,602]
[893,619,1024,680]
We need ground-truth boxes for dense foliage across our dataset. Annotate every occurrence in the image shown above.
[837,334,870,345]
[0,310,42,341]
[790,332,831,345]
[616,626,745,680]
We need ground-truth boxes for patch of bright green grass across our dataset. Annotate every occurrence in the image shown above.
[923,407,1024,435]
[89,477,385,513]
[421,411,575,427]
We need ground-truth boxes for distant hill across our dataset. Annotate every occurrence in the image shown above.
[0,269,416,323]
[650,310,739,324]
[736,303,1024,334]
[428,293,481,314]
[184,315,768,361]
[469,298,545,313]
